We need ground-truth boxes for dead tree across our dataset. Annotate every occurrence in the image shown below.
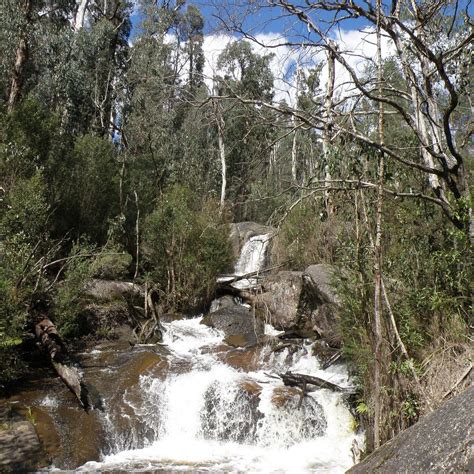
[34,316,100,411]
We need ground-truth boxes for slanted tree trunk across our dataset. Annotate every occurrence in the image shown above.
[7,0,32,112]
[279,371,354,393]
[74,0,90,32]
[34,316,99,411]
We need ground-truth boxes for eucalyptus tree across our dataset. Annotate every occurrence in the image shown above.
[215,40,277,219]
[214,0,472,238]
[0,0,77,111]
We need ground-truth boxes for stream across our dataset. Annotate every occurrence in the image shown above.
[74,232,362,472]
[6,231,363,472]
[75,317,361,473]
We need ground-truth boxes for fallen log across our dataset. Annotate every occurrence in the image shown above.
[34,316,100,411]
[217,264,286,287]
[279,371,355,394]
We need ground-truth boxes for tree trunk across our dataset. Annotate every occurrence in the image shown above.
[7,0,32,112]
[34,317,99,411]
[74,0,90,32]
[213,97,227,212]
[279,371,354,393]
[373,0,385,449]
[323,46,336,215]
[291,129,298,182]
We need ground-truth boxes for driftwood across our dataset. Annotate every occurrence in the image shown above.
[34,317,100,411]
[279,371,355,394]
[321,351,342,370]
[131,285,164,344]
[217,264,286,287]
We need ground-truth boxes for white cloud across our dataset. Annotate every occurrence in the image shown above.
[201,28,394,107]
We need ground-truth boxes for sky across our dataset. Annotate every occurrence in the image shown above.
[128,1,470,105]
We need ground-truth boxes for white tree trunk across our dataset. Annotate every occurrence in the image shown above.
[323,46,336,215]
[212,96,227,211]
[291,129,298,182]
[218,120,227,210]
[74,0,89,32]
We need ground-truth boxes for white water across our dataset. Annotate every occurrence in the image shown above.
[232,233,271,289]
[79,317,363,473]
[78,231,363,472]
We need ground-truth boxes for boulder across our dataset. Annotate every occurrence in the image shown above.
[254,271,303,330]
[303,264,341,305]
[83,279,144,303]
[0,420,47,472]
[209,295,238,313]
[201,306,264,347]
[348,386,474,473]
[229,222,276,261]
[296,264,341,345]
[254,264,342,346]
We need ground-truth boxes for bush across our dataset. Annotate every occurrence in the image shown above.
[52,243,132,338]
[90,248,132,280]
[273,198,352,269]
[143,185,233,311]
[0,172,50,385]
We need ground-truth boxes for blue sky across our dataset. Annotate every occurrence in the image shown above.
[129,0,472,105]
[130,1,370,40]
[130,0,472,40]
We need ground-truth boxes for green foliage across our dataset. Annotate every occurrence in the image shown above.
[0,99,65,187]
[51,242,131,338]
[143,185,233,311]
[52,242,95,338]
[0,172,51,385]
[56,134,119,242]
[274,199,351,269]
[90,248,132,280]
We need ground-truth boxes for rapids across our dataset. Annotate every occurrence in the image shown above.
[77,317,363,473]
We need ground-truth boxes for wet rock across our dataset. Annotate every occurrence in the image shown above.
[0,420,46,472]
[30,406,61,460]
[239,379,263,398]
[348,386,474,473]
[254,271,303,330]
[209,295,238,313]
[53,404,105,468]
[225,334,253,348]
[202,306,264,347]
[271,386,301,408]
[229,222,276,260]
[215,345,264,372]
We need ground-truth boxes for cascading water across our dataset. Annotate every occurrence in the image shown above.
[76,233,363,472]
[217,233,272,290]
[79,318,362,472]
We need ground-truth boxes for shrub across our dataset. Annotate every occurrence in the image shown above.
[273,198,352,269]
[143,185,233,311]
[0,172,50,385]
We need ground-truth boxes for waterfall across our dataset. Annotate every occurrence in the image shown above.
[79,318,363,473]
[76,231,363,472]
[217,233,271,290]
